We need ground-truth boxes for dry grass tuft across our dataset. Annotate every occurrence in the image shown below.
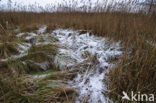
[0,74,76,103]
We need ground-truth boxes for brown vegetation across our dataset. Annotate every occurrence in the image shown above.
[0,4,156,103]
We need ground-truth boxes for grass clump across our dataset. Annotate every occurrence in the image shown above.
[37,35,59,43]
[0,75,39,103]
[0,42,18,59]
[7,44,58,74]
[7,57,44,74]
[0,25,19,59]
[28,44,58,56]
[30,69,56,75]
[0,73,76,103]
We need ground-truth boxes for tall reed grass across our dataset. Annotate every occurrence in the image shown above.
[0,0,156,102]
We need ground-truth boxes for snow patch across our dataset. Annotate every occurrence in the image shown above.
[146,40,156,47]
[16,33,25,37]
[37,25,47,34]
[1,26,123,103]
[52,29,123,103]
[18,43,31,54]
[32,74,49,79]
[25,32,37,40]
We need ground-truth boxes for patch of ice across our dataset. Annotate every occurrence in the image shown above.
[52,29,123,103]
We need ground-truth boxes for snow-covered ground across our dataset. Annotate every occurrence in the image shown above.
[52,29,123,103]
[1,26,123,103]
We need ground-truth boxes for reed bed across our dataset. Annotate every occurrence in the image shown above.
[0,0,156,102]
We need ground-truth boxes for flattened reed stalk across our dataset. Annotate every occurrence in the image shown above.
[0,73,76,103]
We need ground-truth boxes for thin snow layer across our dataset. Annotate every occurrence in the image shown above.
[16,32,37,40]
[32,74,49,79]
[52,29,123,103]
[16,33,25,37]
[25,33,37,40]
[18,43,31,54]
[1,43,31,62]
[37,25,47,34]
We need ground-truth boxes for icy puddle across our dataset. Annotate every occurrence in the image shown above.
[52,29,123,103]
